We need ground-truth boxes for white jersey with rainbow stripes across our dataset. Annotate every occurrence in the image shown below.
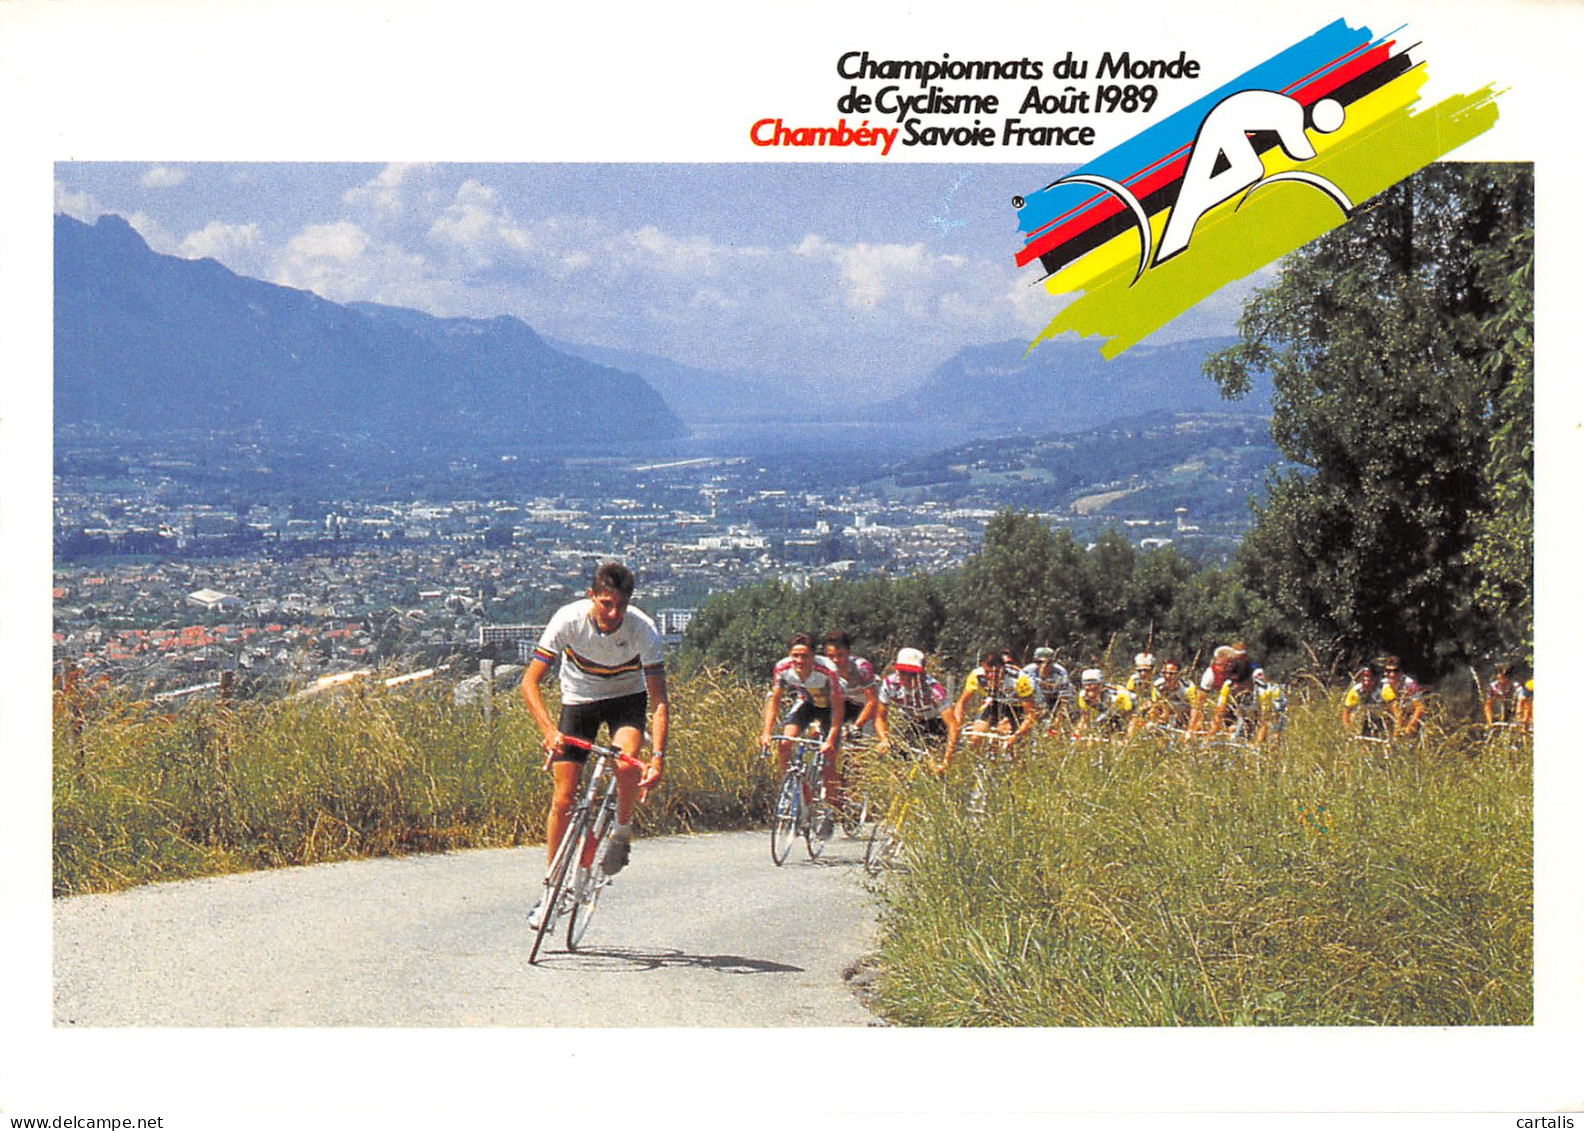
[533,598,665,705]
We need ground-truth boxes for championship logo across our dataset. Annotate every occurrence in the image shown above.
[1014,19,1501,357]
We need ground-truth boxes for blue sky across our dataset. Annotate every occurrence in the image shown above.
[55,162,1256,389]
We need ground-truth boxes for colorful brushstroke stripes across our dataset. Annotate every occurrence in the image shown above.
[1015,20,1500,358]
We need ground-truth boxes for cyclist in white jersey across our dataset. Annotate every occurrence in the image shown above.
[1021,646,1071,733]
[761,633,844,827]
[520,561,667,927]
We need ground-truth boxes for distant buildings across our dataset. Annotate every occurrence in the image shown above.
[186,587,242,613]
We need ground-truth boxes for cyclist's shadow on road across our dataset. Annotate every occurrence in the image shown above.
[538,947,802,975]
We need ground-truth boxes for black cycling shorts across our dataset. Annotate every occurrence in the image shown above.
[785,699,833,733]
[976,699,1024,728]
[555,691,648,763]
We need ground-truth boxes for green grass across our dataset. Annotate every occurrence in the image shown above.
[868,709,1532,1026]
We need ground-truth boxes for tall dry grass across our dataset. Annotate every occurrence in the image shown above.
[53,667,773,895]
[56,672,1532,1028]
[867,703,1532,1026]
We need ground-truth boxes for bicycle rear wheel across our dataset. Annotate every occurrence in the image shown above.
[770,773,800,866]
[864,818,902,876]
[565,802,613,951]
[530,808,585,964]
[841,792,868,837]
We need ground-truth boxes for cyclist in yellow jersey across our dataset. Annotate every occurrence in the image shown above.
[1072,668,1137,737]
[944,648,1037,770]
[1342,664,1392,740]
[1252,678,1289,746]
[1377,656,1425,738]
[1145,658,1196,730]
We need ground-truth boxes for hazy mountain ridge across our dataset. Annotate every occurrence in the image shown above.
[54,213,687,446]
[543,337,803,424]
[867,408,1285,521]
[879,335,1269,437]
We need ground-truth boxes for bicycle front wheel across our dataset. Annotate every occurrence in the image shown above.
[770,773,800,866]
[530,808,585,964]
[565,802,614,951]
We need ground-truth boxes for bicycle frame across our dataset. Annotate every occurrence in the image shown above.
[863,743,940,876]
[529,736,643,964]
[767,734,829,866]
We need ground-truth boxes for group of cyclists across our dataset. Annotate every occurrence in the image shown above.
[517,561,1533,937]
[758,635,1300,811]
[761,632,1538,809]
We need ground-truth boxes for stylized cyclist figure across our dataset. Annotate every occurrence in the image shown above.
[519,561,667,929]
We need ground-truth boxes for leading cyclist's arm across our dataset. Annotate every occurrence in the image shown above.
[520,657,562,762]
[642,667,669,789]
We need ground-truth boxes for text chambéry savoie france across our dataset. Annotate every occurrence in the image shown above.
[751,49,1202,155]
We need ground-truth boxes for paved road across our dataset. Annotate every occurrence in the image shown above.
[53,829,882,1027]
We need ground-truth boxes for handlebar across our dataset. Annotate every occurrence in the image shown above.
[559,734,649,770]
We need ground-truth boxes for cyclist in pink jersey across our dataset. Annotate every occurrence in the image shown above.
[1484,662,1531,732]
[823,629,879,734]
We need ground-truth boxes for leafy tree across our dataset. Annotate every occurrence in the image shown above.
[945,510,1066,661]
[1205,163,1533,674]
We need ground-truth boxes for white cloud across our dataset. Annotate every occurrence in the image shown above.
[139,165,188,189]
[54,180,104,222]
[269,220,463,313]
[834,242,929,309]
[342,164,454,237]
[178,221,263,263]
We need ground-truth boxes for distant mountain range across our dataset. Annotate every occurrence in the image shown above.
[54,212,1264,456]
[876,335,1269,438]
[54,213,686,446]
[545,337,794,424]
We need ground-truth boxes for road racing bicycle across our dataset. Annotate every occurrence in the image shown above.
[765,733,835,866]
[528,736,645,964]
